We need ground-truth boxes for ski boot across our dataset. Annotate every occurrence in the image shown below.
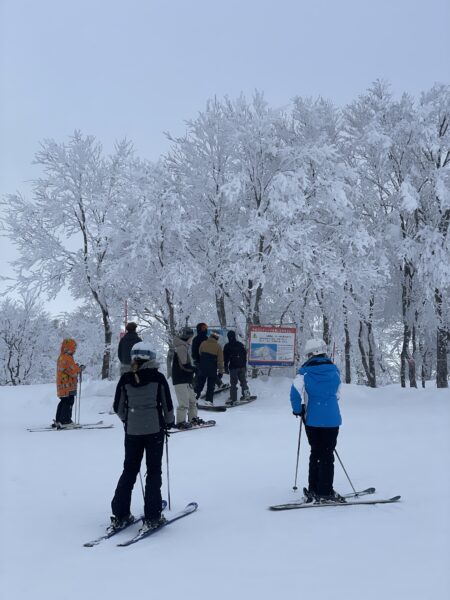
[139,514,168,534]
[107,514,135,533]
[302,488,316,504]
[317,490,346,504]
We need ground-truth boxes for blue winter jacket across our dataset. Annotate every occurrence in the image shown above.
[290,356,342,427]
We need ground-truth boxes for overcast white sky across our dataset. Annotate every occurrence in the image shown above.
[1,0,449,313]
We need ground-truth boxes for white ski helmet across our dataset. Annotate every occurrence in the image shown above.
[131,341,157,362]
[304,338,327,357]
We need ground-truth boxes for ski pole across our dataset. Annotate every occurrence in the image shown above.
[72,391,78,426]
[165,431,171,510]
[73,373,80,425]
[334,449,357,495]
[77,370,82,424]
[292,417,303,491]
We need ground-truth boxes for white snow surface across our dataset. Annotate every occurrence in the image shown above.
[1,378,449,600]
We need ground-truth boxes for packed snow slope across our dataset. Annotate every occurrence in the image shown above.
[1,377,449,600]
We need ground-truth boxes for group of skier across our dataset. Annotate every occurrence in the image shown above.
[171,323,252,427]
[52,322,343,536]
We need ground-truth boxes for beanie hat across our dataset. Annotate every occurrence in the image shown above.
[126,322,138,332]
[227,330,236,341]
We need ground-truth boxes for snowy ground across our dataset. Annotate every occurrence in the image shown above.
[1,376,449,600]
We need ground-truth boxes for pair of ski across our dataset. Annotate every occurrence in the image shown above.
[27,420,114,433]
[269,487,401,510]
[83,501,198,547]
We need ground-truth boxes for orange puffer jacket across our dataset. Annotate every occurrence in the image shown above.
[56,339,81,398]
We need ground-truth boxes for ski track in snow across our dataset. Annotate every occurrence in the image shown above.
[1,378,449,600]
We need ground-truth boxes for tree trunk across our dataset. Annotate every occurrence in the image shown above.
[358,321,370,385]
[100,305,112,380]
[323,313,331,347]
[252,283,264,326]
[344,319,351,384]
[400,260,414,387]
[408,325,418,388]
[436,326,448,388]
[342,282,351,383]
[358,320,376,388]
[316,290,331,347]
[367,321,377,388]
[400,321,411,388]
[435,288,448,388]
[215,289,227,328]
[420,337,431,388]
[165,288,176,336]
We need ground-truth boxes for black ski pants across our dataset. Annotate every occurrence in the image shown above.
[229,367,249,403]
[196,373,217,403]
[111,431,164,521]
[55,394,75,424]
[305,425,339,496]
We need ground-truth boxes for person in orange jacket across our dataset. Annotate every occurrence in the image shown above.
[54,338,85,428]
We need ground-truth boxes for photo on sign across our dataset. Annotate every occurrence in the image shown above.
[249,343,277,361]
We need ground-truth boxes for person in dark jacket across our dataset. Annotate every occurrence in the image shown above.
[191,322,208,395]
[290,338,344,504]
[197,331,224,405]
[117,322,142,375]
[172,327,206,428]
[191,322,208,367]
[110,341,174,534]
[223,330,250,404]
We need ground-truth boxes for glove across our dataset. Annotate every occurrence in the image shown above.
[293,405,305,418]
[78,364,86,371]
[166,421,175,430]
[217,373,223,380]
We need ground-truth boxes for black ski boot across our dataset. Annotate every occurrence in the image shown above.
[302,488,316,503]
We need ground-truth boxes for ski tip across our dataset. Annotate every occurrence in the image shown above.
[390,495,401,501]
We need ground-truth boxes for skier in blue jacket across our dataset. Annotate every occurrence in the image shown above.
[290,338,344,503]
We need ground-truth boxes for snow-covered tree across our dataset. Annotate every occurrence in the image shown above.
[0,295,59,385]
[411,84,450,387]
[165,97,236,327]
[2,132,138,379]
